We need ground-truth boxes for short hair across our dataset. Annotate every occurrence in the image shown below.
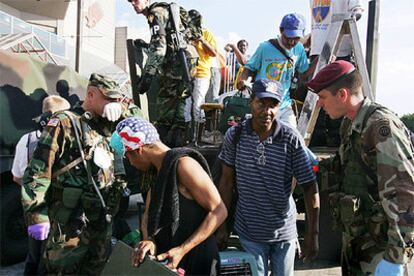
[237,39,248,49]
[42,95,70,113]
[326,70,363,96]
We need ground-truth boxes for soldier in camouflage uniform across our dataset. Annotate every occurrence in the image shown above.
[21,74,141,274]
[128,0,199,147]
[307,60,414,275]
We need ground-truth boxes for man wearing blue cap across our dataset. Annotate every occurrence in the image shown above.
[236,13,312,128]
[217,79,320,276]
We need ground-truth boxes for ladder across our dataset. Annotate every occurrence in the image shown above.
[297,16,374,145]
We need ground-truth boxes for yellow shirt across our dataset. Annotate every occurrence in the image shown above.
[195,28,217,78]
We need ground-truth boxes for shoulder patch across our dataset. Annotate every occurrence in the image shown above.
[375,120,391,139]
[47,118,60,127]
[378,125,391,137]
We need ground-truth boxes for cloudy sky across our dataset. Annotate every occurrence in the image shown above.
[116,0,414,116]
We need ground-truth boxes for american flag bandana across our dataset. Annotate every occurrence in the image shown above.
[116,117,159,152]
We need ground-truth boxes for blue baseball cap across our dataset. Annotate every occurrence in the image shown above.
[252,79,283,102]
[280,13,306,38]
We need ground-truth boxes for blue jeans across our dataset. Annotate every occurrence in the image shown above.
[239,236,296,276]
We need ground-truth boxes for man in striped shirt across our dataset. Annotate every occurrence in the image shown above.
[217,79,320,276]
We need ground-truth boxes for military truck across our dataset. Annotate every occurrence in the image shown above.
[0,50,88,265]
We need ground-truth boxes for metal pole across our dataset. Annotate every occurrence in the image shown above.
[75,0,83,73]
[126,39,141,107]
[366,0,380,99]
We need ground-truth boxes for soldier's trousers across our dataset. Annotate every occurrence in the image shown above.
[341,233,384,275]
[155,76,191,147]
[43,221,112,275]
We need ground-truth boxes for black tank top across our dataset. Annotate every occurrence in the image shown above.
[155,193,219,275]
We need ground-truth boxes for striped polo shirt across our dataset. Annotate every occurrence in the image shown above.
[219,119,316,242]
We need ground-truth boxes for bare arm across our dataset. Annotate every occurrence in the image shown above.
[177,157,227,252]
[214,162,236,249]
[217,162,235,214]
[156,157,227,269]
[301,181,320,262]
[140,190,151,241]
[226,43,247,66]
[195,37,217,57]
[133,189,157,267]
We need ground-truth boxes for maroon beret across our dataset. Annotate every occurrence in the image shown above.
[306,60,356,93]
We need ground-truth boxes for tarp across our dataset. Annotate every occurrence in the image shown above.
[0,50,88,155]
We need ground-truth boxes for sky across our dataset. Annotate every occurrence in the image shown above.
[116,0,414,116]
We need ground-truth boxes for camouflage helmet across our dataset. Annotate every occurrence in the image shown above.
[89,73,123,99]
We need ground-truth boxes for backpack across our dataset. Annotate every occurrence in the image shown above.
[148,2,199,79]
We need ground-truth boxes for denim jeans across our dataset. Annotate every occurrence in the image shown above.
[239,236,296,276]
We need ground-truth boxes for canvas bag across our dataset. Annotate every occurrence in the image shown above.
[219,91,250,134]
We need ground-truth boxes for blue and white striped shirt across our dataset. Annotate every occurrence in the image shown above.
[219,120,316,242]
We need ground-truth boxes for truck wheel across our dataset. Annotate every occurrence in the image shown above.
[0,174,28,265]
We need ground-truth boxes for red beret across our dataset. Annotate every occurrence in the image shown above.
[306,60,355,93]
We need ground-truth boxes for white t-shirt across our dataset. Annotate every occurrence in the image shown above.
[11,130,41,179]
[310,0,363,56]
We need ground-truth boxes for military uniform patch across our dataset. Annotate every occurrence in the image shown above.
[47,118,60,127]
[378,125,391,137]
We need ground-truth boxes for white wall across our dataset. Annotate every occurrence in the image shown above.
[59,0,116,74]
[1,0,119,78]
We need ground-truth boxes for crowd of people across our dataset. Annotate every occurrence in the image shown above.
[11,0,413,275]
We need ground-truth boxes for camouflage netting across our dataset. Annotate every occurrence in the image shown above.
[0,50,88,155]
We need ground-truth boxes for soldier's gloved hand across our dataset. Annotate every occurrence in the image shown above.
[28,222,50,240]
[374,259,404,276]
[134,38,149,48]
[102,102,123,122]
[137,73,153,94]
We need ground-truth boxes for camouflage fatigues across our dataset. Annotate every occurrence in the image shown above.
[331,98,414,275]
[21,73,142,274]
[21,104,118,274]
[144,2,198,146]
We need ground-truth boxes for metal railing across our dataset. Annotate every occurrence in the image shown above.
[0,10,66,58]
